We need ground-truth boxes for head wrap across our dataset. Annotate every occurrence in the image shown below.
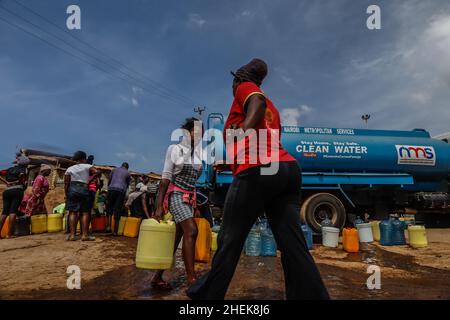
[231,58,268,86]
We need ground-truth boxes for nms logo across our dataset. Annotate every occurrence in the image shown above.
[395,145,436,166]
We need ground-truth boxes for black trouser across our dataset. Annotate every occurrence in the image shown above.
[107,190,126,222]
[187,161,330,300]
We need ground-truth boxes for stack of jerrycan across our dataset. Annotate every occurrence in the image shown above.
[135,218,176,269]
[260,219,277,257]
[343,228,359,253]
[31,215,47,234]
[371,221,381,241]
[194,218,212,262]
[211,224,220,254]
[47,213,63,232]
[117,216,128,236]
[91,215,107,232]
[14,215,31,236]
[245,223,262,256]
[301,223,313,250]
[321,217,339,248]
[123,217,141,238]
[408,225,428,248]
[380,215,406,246]
[355,216,373,243]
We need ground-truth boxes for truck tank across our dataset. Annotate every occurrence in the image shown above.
[281,126,450,181]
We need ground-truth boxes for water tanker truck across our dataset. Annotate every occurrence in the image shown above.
[197,113,450,233]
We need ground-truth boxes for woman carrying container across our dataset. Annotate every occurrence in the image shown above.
[0,156,29,238]
[187,59,329,300]
[152,117,203,288]
[24,164,52,216]
[64,151,100,241]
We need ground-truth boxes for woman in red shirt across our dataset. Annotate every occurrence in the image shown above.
[187,59,329,300]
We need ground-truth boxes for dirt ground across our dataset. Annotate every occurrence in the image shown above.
[0,229,449,300]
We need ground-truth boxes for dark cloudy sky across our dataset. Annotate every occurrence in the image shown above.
[1,0,450,172]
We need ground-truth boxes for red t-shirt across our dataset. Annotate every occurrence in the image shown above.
[224,82,296,176]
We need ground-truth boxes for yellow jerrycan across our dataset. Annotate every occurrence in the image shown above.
[47,213,63,232]
[31,214,48,234]
[211,232,218,252]
[408,225,428,248]
[124,217,142,238]
[117,216,128,236]
[135,218,176,270]
[371,221,381,241]
[194,218,212,262]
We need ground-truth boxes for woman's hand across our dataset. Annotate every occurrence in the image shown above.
[153,205,164,222]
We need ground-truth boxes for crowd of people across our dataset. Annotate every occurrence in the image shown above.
[1,58,330,299]
[0,151,161,241]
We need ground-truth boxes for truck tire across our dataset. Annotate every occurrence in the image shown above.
[300,193,346,233]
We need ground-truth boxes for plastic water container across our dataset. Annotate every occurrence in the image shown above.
[118,216,128,235]
[371,221,381,241]
[211,225,221,233]
[392,219,406,245]
[14,215,31,236]
[47,214,63,233]
[379,219,394,246]
[356,223,374,243]
[53,203,65,214]
[91,215,107,232]
[31,214,47,234]
[354,216,364,227]
[301,224,313,250]
[135,218,176,270]
[322,226,340,248]
[1,216,10,238]
[343,228,359,253]
[211,232,218,252]
[321,217,333,228]
[261,227,277,257]
[124,217,142,238]
[245,225,262,256]
[408,225,428,248]
[194,218,212,262]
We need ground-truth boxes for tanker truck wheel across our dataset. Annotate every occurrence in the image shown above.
[300,193,346,233]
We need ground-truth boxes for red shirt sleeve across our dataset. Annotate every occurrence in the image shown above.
[235,82,265,110]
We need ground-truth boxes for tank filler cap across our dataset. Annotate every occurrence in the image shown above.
[412,128,427,132]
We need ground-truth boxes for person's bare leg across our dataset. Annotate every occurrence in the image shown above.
[68,212,77,240]
[81,213,95,241]
[152,225,183,286]
[106,215,111,232]
[179,218,198,285]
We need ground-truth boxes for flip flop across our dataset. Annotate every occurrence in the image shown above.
[151,279,172,290]
[66,235,78,241]
[81,235,96,241]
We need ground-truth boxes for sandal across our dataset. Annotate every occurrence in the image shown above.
[66,235,78,241]
[81,235,96,241]
[151,279,172,290]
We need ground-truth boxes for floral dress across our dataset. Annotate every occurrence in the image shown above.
[25,175,49,215]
